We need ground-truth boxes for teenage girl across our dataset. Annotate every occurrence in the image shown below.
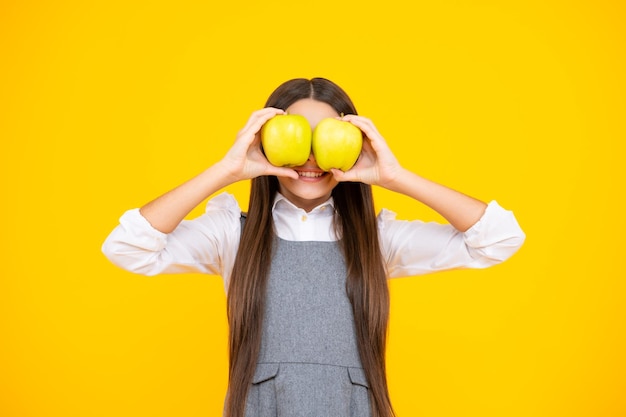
[102,77,525,417]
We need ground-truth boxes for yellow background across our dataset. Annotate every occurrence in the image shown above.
[1,1,625,416]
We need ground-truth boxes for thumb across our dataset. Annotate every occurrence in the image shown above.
[267,166,299,180]
[331,168,356,182]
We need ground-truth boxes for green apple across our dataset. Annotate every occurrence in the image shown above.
[261,114,312,167]
[312,118,363,171]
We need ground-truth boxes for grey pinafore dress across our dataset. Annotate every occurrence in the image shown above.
[243,237,372,417]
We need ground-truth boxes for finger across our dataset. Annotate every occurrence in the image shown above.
[359,134,375,153]
[336,115,375,148]
[238,108,285,142]
[330,168,346,181]
[248,108,285,133]
[342,115,381,141]
[331,168,358,183]
[341,115,381,136]
[267,166,299,180]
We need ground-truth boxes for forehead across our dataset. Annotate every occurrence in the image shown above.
[286,98,339,129]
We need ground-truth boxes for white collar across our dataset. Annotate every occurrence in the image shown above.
[272,192,335,214]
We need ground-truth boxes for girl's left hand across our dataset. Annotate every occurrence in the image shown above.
[330,115,403,188]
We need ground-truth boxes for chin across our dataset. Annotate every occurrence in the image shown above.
[278,176,337,205]
[294,183,334,199]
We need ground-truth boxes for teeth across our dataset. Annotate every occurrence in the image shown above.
[298,171,323,178]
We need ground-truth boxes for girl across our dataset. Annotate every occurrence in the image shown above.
[102,78,525,417]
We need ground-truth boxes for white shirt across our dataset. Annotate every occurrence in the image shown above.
[102,192,525,290]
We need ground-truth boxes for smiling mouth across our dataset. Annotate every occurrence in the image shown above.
[296,171,325,178]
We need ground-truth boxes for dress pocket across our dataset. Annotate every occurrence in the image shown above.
[245,363,280,417]
[348,367,371,417]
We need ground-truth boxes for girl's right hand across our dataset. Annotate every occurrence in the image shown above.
[220,108,300,182]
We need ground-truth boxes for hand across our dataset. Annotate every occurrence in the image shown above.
[330,115,402,188]
[220,108,299,182]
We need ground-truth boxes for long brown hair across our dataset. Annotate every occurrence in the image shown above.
[225,78,394,417]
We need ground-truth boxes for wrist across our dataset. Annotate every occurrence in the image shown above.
[380,166,413,193]
[212,159,243,185]
[194,161,237,195]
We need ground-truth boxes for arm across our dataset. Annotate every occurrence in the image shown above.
[332,115,487,232]
[102,108,299,277]
[378,201,525,278]
[380,169,486,232]
[139,107,298,233]
[333,115,524,276]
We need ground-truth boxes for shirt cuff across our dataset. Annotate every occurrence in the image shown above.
[463,200,526,251]
[204,192,241,215]
[118,208,169,251]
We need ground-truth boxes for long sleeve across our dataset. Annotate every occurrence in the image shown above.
[101,193,242,285]
[379,200,525,278]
